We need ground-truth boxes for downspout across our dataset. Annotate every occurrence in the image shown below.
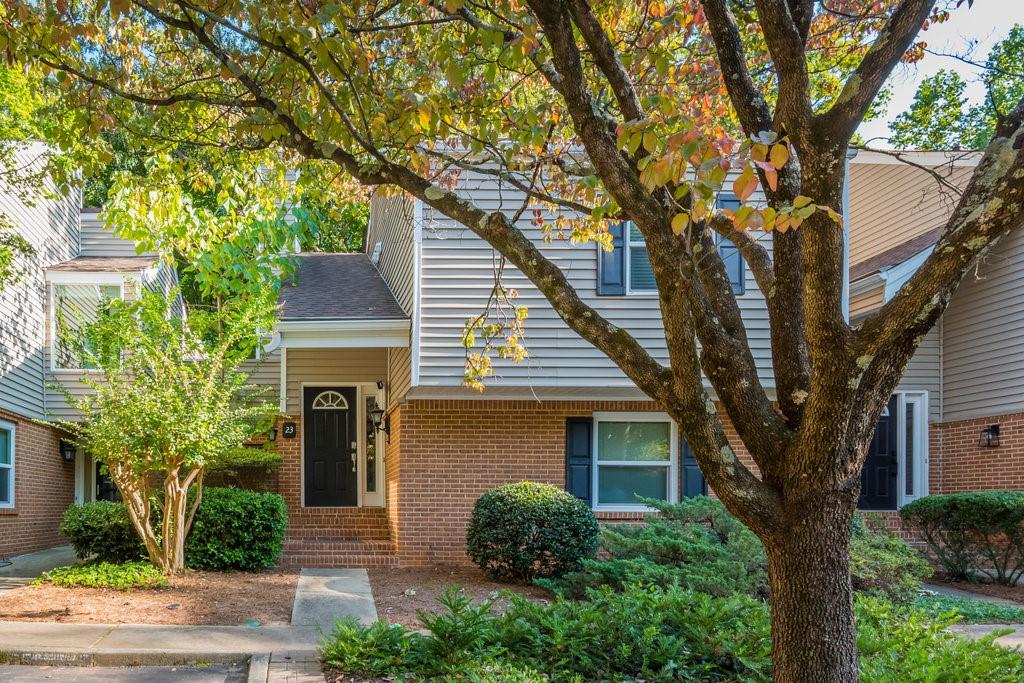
[842,148,858,323]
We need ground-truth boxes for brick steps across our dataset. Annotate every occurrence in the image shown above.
[281,537,398,568]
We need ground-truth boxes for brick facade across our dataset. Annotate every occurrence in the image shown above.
[931,411,1024,493]
[0,408,75,557]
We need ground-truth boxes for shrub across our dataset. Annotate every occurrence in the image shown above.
[541,500,928,603]
[185,487,287,570]
[849,517,932,602]
[60,501,146,563]
[901,492,1024,584]
[34,561,167,590]
[914,594,1024,624]
[466,482,599,582]
[539,496,767,598]
[321,585,1024,683]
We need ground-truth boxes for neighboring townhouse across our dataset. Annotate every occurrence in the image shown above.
[0,149,175,557]
[848,150,1023,526]
[258,169,776,568]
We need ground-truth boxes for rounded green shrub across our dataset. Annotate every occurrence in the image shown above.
[849,516,932,602]
[185,487,287,570]
[901,492,1024,584]
[466,482,599,582]
[60,501,146,563]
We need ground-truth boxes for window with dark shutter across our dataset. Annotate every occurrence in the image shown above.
[716,194,746,295]
[597,222,626,296]
[565,417,593,505]
[681,439,707,498]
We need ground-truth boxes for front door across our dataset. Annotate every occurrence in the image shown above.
[304,387,358,507]
[860,395,899,510]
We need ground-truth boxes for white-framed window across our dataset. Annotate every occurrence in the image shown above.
[51,282,124,370]
[0,419,14,508]
[592,412,678,510]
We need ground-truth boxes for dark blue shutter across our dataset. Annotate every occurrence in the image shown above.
[565,417,593,505]
[716,194,746,295]
[597,222,626,295]
[681,439,707,498]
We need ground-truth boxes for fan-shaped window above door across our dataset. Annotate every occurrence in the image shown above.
[311,390,349,410]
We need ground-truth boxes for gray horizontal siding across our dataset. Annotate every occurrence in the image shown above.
[79,212,149,257]
[388,347,412,403]
[417,172,773,393]
[896,324,942,422]
[0,146,80,420]
[366,193,416,313]
[943,228,1024,421]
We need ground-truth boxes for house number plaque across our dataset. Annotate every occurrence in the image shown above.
[282,422,297,438]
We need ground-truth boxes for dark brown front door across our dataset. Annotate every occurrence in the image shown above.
[859,395,898,510]
[304,387,358,507]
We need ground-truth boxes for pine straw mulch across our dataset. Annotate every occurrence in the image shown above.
[0,567,298,625]
[368,566,551,628]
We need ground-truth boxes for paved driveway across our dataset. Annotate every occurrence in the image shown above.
[0,663,246,681]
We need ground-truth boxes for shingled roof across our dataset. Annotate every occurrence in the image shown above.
[278,253,407,321]
[47,256,158,272]
[850,226,942,282]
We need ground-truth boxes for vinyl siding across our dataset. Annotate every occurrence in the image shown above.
[0,145,81,421]
[897,324,942,423]
[850,285,883,318]
[848,161,972,267]
[284,348,388,414]
[244,348,282,403]
[388,347,413,403]
[416,171,774,393]
[366,193,415,313]
[79,211,148,257]
[942,229,1024,421]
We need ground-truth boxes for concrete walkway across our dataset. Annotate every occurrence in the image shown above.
[923,582,1024,607]
[291,568,376,633]
[0,546,78,591]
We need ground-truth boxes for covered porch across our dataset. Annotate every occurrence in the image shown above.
[268,253,410,567]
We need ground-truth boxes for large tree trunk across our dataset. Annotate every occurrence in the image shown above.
[764,494,858,683]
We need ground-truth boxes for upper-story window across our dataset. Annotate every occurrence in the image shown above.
[0,419,14,508]
[52,283,124,370]
[598,195,746,296]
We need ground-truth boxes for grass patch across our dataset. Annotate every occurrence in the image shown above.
[914,594,1024,624]
[34,561,167,590]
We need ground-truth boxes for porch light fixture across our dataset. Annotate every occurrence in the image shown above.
[980,424,1001,448]
[60,441,76,463]
[368,400,390,437]
[267,427,278,442]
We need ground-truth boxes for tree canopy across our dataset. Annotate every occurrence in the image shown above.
[889,24,1024,149]
[6,1,1024,681]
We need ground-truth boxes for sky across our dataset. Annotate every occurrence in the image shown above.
[857,1,1024,146]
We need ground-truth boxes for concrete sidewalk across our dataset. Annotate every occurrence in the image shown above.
[0,546,78,591]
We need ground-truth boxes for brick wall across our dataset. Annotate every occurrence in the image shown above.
[0,408,75,557]
[391,399,754,566]
[931,411,1024,493]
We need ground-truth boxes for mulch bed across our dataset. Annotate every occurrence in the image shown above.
[0,568,298,625]
[931,579,1024,604]
[368,566,551,628]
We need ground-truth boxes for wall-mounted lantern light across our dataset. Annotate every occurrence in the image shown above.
[980,424,1001,448]
[60,441,76,463]
[267,427,278,442]
[368,399,390,438]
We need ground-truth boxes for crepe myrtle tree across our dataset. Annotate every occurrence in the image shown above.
[9,0,1024,679]
[55,291,277,574]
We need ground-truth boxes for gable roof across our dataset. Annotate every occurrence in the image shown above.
[278,253,407,321]
[850,226,943,282]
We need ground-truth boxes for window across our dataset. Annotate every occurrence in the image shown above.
[53,283,123,370]
[627,223,656,292]
[593,412,677,509]
[0,420,14,508]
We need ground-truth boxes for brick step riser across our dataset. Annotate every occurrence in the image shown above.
[281,557,399,568]
[284,543,396,553]
[286,528,391,539]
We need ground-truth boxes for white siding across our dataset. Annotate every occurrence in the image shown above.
[942,229,1024,421]
[0,146,80,420]
[366,193,415,313]
[416,172,774,393]
[79,211,148,257]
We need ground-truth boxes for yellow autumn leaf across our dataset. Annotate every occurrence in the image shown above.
[793,195,814,209]
[769,143,790,170]
[671,212,690,235]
